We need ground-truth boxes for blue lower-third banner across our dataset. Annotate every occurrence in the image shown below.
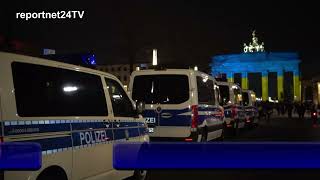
[113,142,320,169]
[0,142,41,170]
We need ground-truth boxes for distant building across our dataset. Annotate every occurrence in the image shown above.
[303,76,320,105]
[210,31,301,102]
[96,63,150,88]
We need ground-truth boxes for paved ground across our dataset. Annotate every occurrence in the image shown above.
[226,116,320,141]
[138,116,320,180]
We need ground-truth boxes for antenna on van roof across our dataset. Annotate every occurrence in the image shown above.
[153,65,166,71]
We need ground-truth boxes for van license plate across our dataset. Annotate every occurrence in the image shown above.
[147,128,154,133]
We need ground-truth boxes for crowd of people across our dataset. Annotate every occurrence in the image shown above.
[257,100,320,122]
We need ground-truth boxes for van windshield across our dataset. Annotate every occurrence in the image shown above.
[242,92,249,106]
[132,75,189,104]
[233,88,242,105]
[218,85,230,105]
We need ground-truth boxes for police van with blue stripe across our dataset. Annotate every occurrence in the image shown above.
[242,90,259,127]
[0,52,149,180]
[128,69,225,142]
[216,81,246,134]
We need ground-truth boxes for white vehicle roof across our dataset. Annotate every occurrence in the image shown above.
[216,81,241,89]
[131,69,215,80]
[132,68,194,75]
[242,89,255,94]
[0,51,118,81]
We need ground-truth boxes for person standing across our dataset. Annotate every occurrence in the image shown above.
[297,103,302,119]
[276,102,281,116]
[287,102,293,119]
[301,103,306,119]
[280,102,285,116]
[258,103,264,121]
[311,104,318,126]
[265,100,273,123]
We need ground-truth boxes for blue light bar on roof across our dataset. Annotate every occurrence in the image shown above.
[81,54,96,65]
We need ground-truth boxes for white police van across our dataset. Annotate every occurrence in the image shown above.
[242,90,259,127]
[0,52,149,180]
[128,69,225,142]
[216,81,246,134]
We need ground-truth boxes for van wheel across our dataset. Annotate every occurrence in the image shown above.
[248,120,254,129]
[133,170,148,180]
[233,120,239,136]
[200,127,208,142]
[37,166,67,180]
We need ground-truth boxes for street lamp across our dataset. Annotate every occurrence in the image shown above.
[318,82,320,104]
[152,49,157,66]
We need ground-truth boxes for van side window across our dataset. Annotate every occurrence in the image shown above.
[242,92,249,106]
[218,85,230,105]
[233,88,242,105]
[196,77,215,105]
[12,62,108,117]
[105,78,135,117]
[132,75,189,104]
[215,85,221,105]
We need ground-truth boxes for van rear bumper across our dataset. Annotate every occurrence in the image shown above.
[148,119,225,142]
[149,123,223,142]
[148,126,190,138]
[150,131,198,142]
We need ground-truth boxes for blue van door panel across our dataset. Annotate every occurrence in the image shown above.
[159,108,191,126]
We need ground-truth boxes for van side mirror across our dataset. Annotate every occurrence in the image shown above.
[136,101,145,115]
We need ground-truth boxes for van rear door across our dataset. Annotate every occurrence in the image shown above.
[131,74,191,137]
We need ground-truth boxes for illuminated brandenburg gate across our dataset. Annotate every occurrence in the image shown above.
[210,31,301,102]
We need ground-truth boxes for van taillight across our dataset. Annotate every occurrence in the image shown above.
[217,107,224,117]
[231,106,237,118]
[191,105,198,128]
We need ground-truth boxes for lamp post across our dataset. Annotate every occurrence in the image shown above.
[152,49,157,66]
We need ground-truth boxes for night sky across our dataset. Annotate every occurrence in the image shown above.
[1,1,319,78]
